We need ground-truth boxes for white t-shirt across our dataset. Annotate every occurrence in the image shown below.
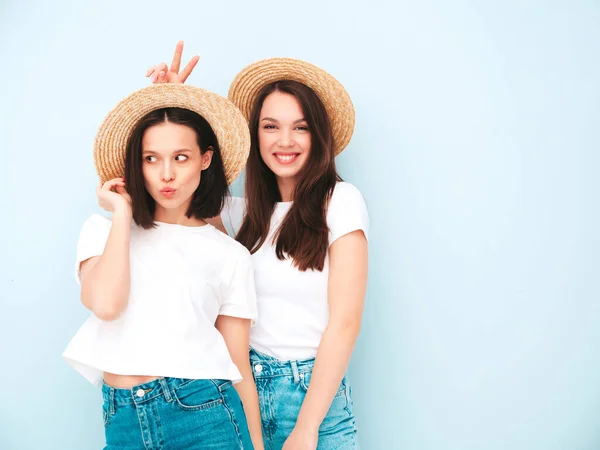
[62,214,258,387]
[222,182,369,361]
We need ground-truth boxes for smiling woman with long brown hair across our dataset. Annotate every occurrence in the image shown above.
[148,46,368,450]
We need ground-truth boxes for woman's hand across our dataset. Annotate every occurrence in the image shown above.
[282,427,318,450]
[97,178,132,215]
[145,40,199,84]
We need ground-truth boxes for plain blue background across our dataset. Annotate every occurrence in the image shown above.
[1,0,599,449]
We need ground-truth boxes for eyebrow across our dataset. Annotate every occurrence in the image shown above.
[142,149,194,155]
[261,117,307,124]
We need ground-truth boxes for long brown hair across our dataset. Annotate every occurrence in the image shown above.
[125,107,229,229]
[236,81,341,271]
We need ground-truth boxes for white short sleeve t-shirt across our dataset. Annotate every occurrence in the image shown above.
[63,214,258,387]
[222,182,369,361]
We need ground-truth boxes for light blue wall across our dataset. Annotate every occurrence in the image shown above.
[1,1,599,448]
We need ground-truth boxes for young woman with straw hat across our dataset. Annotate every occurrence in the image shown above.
[147,43,368,450]
[63,83,265,449]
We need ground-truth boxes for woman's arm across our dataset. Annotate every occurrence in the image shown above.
[283,230,368,449]
[80,179,133,321]
[216,316,265,450]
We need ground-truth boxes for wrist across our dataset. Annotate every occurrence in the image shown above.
[294,415,320,434]
[113,205,132,220]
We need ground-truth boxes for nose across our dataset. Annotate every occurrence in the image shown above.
[277,129,294,148]
[160,161,175,182]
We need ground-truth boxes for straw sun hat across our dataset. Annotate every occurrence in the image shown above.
[228,58,355,155]
[94,83,250,185]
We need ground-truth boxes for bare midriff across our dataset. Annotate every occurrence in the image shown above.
[103,372,161,389]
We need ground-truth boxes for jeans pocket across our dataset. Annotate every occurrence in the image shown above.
[299,372,346,398]
[172,380,224,411]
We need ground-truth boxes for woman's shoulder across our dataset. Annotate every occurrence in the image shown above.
[84,213,112,226]
[206,224,251,258]
[225,196,245,208]
[329,182,367,209]
[327,182,369,243]
[78,213,113,238]
[221,196,246,237]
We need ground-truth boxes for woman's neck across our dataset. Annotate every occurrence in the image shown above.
[277,177,297,202]
[154,203,206,226]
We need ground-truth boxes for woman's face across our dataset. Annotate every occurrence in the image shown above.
[258,91,312,184]
[141,121,212,215]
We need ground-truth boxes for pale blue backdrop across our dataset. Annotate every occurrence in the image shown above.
[1,0,599,449]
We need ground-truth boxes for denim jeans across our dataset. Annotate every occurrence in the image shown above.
[101,377,253,449]
[250,348,359,450]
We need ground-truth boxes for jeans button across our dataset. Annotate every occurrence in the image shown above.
[254,364,263,373]
[136,389,145,398]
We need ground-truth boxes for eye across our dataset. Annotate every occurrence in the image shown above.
[175,154,189,162]
[145,155,157,162]
[263,124,277,130]
[295,125,309,132]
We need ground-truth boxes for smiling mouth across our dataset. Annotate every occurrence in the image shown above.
[274,153,300,164]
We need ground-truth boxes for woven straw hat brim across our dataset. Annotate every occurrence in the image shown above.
[228,58,355,155]
[94,83,250,185]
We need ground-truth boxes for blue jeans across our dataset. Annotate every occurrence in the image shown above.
[102,377,253,449]
[250,348,359,450]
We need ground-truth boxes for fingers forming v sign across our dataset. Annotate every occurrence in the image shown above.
[145,41,200,84]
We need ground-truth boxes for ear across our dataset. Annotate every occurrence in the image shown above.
[201,146,214,171]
